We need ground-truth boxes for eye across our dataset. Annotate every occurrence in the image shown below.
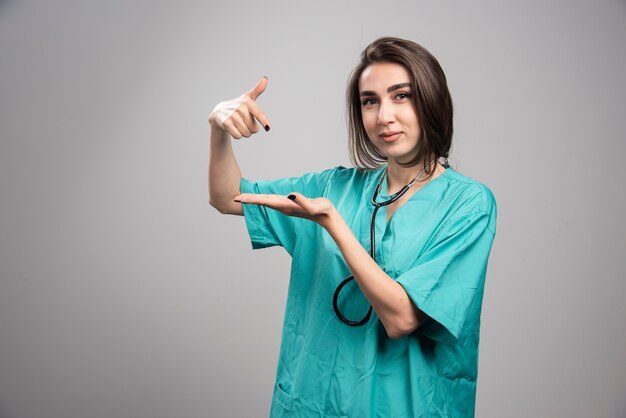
[395,92,411,100]
[361,97,378,106]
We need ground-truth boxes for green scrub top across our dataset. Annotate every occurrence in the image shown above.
[240,165,497,418]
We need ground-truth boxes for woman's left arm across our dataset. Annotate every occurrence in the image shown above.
[323,204,428,339]
[234,192,428,339]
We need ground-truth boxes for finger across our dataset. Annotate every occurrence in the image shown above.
[286,193,332,218]
[235,193,285,205]
[246,76,268,101]
[246,118,261,134]
[246,99,271,131]
[285,192,315,211]
[240,106,260,134]
[222,119,243,139]
[234,193,291,205]
[230,115,252,138]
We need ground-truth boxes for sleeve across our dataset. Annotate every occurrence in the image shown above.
[239,167,338,256]
[395,209,496,345]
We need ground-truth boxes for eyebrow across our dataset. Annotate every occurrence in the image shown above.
[359,82,411,97]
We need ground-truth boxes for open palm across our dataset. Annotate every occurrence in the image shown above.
[234,192,335,226]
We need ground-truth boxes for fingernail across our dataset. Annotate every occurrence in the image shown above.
[263,75,268,79]
[287,194,296,201]
[264,125,270,132]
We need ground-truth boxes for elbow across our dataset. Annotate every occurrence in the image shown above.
[383,298,430,339]
[208,197,233,214]
[385,328,405,340]
[208,196,220,212]
[209,195,244,215]
[383,313,426,340]
[383,318,419,340]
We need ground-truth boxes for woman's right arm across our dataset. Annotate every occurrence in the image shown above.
[207,77,270,215]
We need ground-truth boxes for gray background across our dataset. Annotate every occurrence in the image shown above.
[1,0,625,417]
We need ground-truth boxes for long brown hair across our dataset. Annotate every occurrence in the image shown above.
[346,37,453,177]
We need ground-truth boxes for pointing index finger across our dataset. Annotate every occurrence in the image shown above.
[247,99,271,132]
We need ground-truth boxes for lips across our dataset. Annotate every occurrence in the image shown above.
[379,131,402,143]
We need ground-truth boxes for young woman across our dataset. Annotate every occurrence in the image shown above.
[208,37,497,418]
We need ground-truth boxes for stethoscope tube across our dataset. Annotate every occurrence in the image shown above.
[332,174,412,326]
[332,159,440,327]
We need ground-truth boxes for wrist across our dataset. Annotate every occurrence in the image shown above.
[210,124,229,142]
[321,206,343,236]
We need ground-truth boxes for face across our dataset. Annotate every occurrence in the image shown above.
[358,62,421,165]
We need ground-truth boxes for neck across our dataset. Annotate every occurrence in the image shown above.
[386,158,442,194]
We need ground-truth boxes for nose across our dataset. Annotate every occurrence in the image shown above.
[377,100,395,125]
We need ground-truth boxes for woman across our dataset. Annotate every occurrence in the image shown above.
[208,37,496,417]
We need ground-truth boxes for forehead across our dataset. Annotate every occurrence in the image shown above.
[359,62,411,91]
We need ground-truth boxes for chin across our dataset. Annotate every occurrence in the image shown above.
[385,150,419,163]
[372,142,419,162]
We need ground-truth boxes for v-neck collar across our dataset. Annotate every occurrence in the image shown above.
[366,165,451,266]
[375,164,451,202]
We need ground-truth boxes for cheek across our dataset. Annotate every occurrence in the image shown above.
[409,111,422,133]
[361,112,377,134]
[401,118,421,140]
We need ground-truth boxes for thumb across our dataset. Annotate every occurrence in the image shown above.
[246,76,268,101]
[286,193,333,221]
[286,192,314,211]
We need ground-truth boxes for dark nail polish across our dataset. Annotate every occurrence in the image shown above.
[263,75,268,79]
[264,125,270,132]
[287,194,296,201]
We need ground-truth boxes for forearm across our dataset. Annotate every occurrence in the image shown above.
[208,125,243,215]
[324,208,426,338]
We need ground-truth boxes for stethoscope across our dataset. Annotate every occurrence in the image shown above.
[332,158,445,326]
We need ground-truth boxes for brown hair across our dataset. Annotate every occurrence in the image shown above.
[346,37,453,177]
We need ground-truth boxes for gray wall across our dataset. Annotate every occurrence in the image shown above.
[1,0,625,417]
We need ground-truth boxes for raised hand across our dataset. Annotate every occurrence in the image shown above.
[208,76,271,139]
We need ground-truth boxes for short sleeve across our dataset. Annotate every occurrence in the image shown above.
[395,210,496,345]
[240,167,338,255]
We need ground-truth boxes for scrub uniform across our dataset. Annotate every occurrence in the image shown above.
[240,165,497,418]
